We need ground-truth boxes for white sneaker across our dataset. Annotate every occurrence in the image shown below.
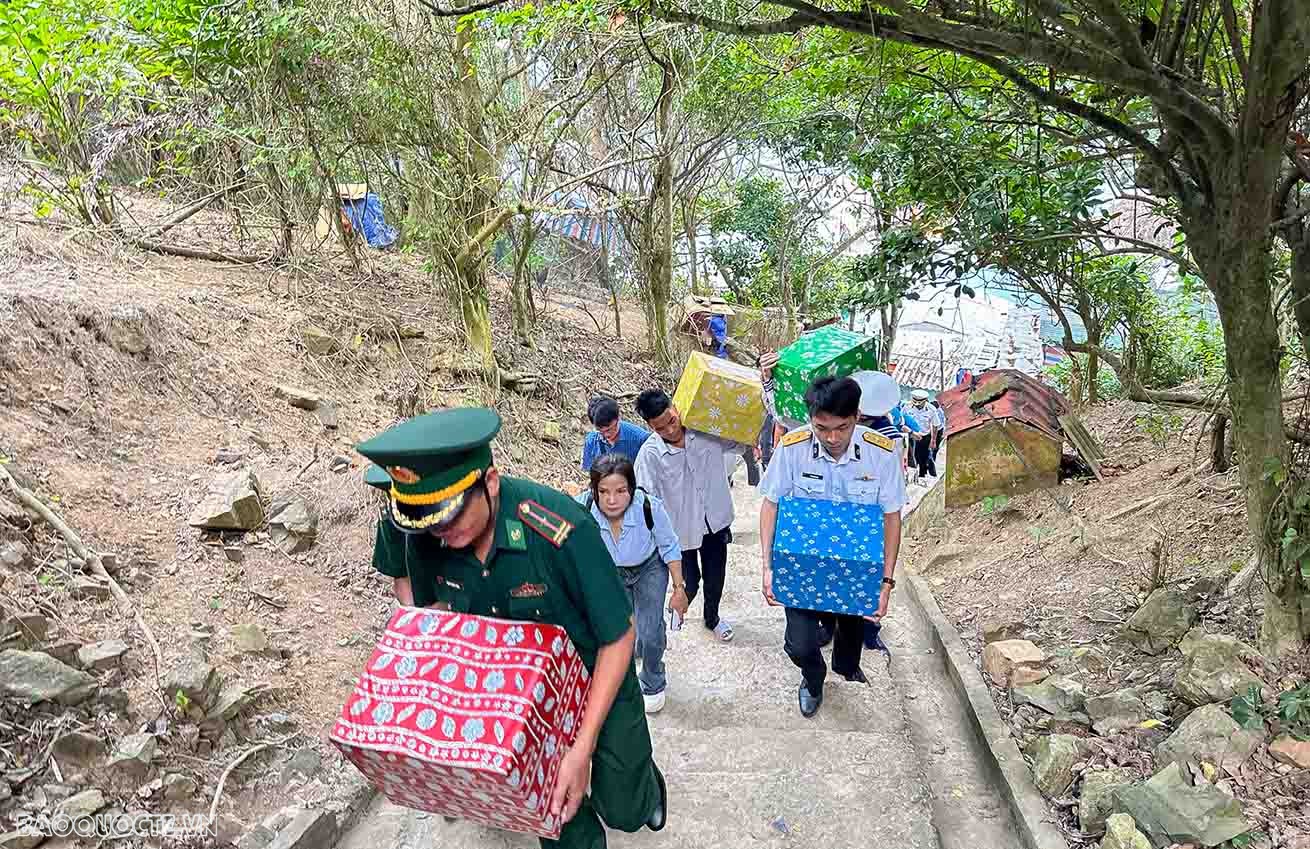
[644,691,666,714]
[713,620,735,642]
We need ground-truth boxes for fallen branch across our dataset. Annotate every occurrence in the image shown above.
[131,238,272,265]
[144,186,236,239]
[0,466,164,696]
[1105,492,1175,523]
[208,737,292,824]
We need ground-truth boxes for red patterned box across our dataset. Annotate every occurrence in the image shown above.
[329,606,591,839]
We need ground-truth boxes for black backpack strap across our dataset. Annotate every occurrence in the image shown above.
[636,487,655,531]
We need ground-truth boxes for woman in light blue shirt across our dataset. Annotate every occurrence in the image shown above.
[577,454,688,715]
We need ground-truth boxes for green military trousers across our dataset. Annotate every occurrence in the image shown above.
[540,683,663,849]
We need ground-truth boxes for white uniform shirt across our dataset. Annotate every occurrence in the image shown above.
[760,424,907,515]
[634,428,738,551]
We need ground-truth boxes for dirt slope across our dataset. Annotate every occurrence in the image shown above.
[903,401,1310,846]
[0,218,660,838]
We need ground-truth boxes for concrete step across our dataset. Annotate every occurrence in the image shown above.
[336,726,939,849]
[651,642,902,733]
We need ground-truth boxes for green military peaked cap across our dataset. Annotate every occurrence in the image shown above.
[356,408,502,533]
[363,464,391,491]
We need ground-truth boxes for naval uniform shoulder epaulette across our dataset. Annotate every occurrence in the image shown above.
[780,429,812,447]
[518,500,574,547]
[863,430,894,452]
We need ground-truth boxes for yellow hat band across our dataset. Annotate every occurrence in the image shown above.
[390,469,482,506]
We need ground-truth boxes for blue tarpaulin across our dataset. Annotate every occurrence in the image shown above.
[342,192,397,249]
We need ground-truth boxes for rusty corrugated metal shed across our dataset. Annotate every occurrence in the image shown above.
[938,369,1069,441]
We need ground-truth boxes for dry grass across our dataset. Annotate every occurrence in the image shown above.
[0,193,666,834]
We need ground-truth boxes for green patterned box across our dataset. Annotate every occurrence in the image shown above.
[773,326,878,422]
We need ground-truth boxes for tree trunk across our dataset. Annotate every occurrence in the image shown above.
[780,238,796,340]
[510,221,537,348]
[1286,220,1310,365]
[1211,414,1230,472]
[1193,205,1303,656]
[684,200,701,294]
[638,59,676,371]
[451,26,498,377]
[599,223,620,338]
[878,301,901,370]
[1086,331,1100,405]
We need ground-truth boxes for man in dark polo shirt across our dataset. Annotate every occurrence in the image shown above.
[356,407,667,849]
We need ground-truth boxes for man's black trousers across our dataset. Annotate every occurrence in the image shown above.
[784,607,864,696]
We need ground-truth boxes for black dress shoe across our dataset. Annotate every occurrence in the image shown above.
[816,623,834,648]
[798,683,823,717]
[840,667,869,684]
[646,765,668,831]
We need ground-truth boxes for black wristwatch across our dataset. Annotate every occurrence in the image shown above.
[882,576,896,589]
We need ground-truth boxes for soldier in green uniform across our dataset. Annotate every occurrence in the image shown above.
[355,407,667,849]
[365,463,413,604]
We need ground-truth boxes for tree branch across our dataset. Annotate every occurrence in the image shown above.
[962,51,1193,204]
[415,0,513,15]
[1218,0,1250,83]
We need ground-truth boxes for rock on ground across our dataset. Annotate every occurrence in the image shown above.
[981,615,1026,644]
[0,649,98,705]
[1101,813,1152,849]
[0,541,30,568]
[1174,633,1265,707]
[1078,766,1136,834]
[2,613,48,648]
[163,773,198,800]
[108,733,156,778]
[1270,735,1310,769]
[264,808,337,849]
[69,575,111,601]
[1123,589,1196,655]
[58,789,105,819]
[231,624,269,655]
[1072,647,1108,674]
[274,384,321,411]
[163,655,217,706]
[1155,703,1263,775]
[982,639,1047,686]
[301,325,340,356]
[267,497,316,554]
[1027,733,1084,797]
[188,470,265,531]
[208,680,259,722]
[1113,762,1249,847]
[52,731,108,767]
[1086,688,1150,735]
[1013,675,1086,716]
[77,639,129,671]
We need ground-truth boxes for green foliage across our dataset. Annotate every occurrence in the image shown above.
[1278,684,1310,733]
[1139,411,1184,450]
[980,494,1009,515]
[840,226,954,313]
[1231,681,1310,738]
[1231,684,1266,732]
[1044,355,1124,400]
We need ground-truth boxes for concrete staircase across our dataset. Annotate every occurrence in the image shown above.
[335,470,1023,849]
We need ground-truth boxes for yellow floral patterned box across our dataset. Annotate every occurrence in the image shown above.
[673,352,765,444]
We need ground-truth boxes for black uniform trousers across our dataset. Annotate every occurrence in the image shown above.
[784,607,864,696]
[914,436,937,478]
[681,525,730,630]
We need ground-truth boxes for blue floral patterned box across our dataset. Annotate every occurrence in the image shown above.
[771,496,885,615]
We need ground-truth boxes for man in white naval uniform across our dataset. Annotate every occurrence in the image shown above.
[758,375,906,717]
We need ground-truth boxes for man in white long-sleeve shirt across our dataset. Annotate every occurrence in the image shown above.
[634,389,740,642]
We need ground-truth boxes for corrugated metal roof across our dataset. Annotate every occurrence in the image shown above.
[939,368,1070,440]
[888,294,1045,392]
